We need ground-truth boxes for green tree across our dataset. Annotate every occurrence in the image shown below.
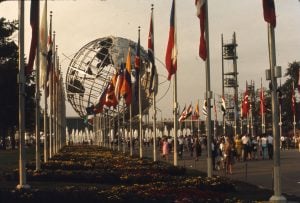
[0,17,36,149]
[281,61,300,134]
[0,17,18,149]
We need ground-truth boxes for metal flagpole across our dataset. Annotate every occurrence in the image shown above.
[35,0,41,171]
[150,4,158,162]
[204,0,213,178]
[129,102,133,156]
[172,0,178,166]
[278,80,282,142]
[48,11,53,158]
[221,34,225,136]
[267,18,286,203]
[117,105,120,151]
[261,78,266,134]
[43,0,49,163]
[197,99,200,135]
[293,82,296,145]
[138,28,143,158]
[17,0,30,189]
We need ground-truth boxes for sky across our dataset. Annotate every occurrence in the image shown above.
[1,0,300,120]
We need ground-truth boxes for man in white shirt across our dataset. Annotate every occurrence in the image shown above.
[241,134,250,161]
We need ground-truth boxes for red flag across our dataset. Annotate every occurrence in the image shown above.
[148,8,157,93]
[214,98,217,120]
[178,105,187,122]
[242,83,249,118]
[260,86,265,116]
[186,104,193,118]
[262,0,276,28]
[26,0,39,74]
[292,84,296,115]
[195,0,207,60]
[94,86,108,114]
[120,48,132,106]
[114,65,124,102]
[105,81,118,108]
[165,0,177,80]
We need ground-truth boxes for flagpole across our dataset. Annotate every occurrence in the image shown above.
[261,78,265,134]
[129,98,133,156]
[150,4,158,162]
[48,11,53,158]
[17,0,30,189]
[197,99,200,135]
[203,0,212,178]
[278,80,282,142]
[41,0,49,162]
[117,105,120,152]
[213,96,216,139]
[267,20,286,203]
[35,0,41,172]
[221,34,226,136]
[293,83,296,144]
[172,0,178,167]
[137,27,143,158]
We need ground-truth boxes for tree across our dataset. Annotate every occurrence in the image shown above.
[0,18,18,149]
[0,18,36,149]
[281,61,300,134]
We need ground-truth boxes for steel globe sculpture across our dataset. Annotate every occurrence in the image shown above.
[65,36,154,122]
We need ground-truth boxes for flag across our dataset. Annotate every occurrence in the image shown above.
[40,0,48,88]
[260,86,265,116]
[195,0,207,60]
[242,83,249,118]
[120,48,132,106]
[134,29,140,101]
[114,65,124,102]
[46,14,53,82]
[262,0,276,28]
[105,74,118,108]
[165,0,177,80]
[186,104,193,118]
[202,100,208,117]
[178,105,186,122]
[213,97,217,120]
[26,0,39,75]
[94,85,108,114]
[221,96,226,115]
[148,8,158,94]
[192,103,200,120]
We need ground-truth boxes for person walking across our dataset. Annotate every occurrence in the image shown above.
[261,134,268,159]
[162,138,169,161]
[193,137,202,161]
[224,137,234,174]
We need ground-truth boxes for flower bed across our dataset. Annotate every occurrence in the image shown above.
[1,145,239,202]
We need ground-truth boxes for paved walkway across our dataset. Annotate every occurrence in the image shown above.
[127,145,300,201]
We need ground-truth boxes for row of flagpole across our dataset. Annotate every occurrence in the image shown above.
[17,0,67,189]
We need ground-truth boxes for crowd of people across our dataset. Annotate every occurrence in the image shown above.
[154,133,300,175]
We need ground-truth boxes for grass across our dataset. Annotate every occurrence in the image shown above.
[0,145,37,172]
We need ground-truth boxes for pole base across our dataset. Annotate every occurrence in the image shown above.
[269,195,287,203]
[16,184,31,190]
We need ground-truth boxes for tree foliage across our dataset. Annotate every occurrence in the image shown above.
[0,18,36,149]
